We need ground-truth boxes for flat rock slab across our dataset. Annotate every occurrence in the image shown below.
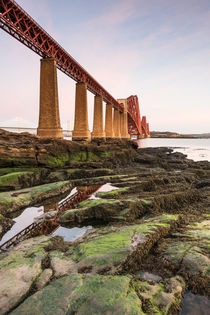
[11,274,144,315]
[11,274,185,315]
[0,215,181,313]
[50,253,77,277]
[0,236,50,314]
[70,214,180,274]
[0,180,70,215]
[59,197,152,224]
[35,268,53,290]
[163,218,210,276]
[134,276,185,314]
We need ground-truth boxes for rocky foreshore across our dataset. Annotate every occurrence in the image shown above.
[0,130,209,314]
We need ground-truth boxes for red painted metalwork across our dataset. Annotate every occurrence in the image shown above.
[141,116,149,136]
[147,123,150,135]
[0,0,122,109]
[127,95,142,135]
[0,0,146,136]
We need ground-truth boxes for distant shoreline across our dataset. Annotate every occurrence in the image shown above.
[150,131,210,139]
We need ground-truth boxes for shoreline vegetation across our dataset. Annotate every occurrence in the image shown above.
[0,129,209,314]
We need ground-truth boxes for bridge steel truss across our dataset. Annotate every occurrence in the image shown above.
[0,0,144,136]
[127,95,142,135]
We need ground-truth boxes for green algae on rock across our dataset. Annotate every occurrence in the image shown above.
[0,180,71,215]
[0,171,33,191]
[160,218,210,295]
[69,214,180,274]
[11,274,144,315]
[133,276,185,314]
[9,271,185,315]
[0,130,138,168]
[95,187,130,198]
[0,236,51,314]
[163,219,210,277]
[58,197,149,224]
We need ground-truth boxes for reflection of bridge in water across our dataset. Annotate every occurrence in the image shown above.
[0,185,101,253]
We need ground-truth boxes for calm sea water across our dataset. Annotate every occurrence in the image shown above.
[136,138,210,162]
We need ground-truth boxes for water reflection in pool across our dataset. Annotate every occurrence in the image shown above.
[0,206,44,245]
[89,183,119,200]
[0,183,117,245]
[52,225,92,241]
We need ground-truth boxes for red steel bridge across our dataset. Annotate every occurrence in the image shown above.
[0,0,150,137]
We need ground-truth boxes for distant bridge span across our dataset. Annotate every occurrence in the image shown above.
[0,0,150,139]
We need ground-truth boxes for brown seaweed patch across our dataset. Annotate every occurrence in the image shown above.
[44,236,70,253]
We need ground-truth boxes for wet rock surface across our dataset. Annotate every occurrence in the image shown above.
[0,214,14,239]
[0,180,72,215]
[0,132,209,314]
[0,236,50,314]
[0,129,137,170]
[11,274,143,315]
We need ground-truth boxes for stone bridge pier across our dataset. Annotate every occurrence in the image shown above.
[37,57,129,141]
[105,103,114,138]
[72,82,91,141]
[37,58,63,138]
[113,109,121,138]
[91,95,105,139]
[117,99,130,139]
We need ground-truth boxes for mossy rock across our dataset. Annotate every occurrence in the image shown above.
[163,219,210,276]
[69,214,180,273]
[0,171,33,191]
[0,236,51,314]
[58,198,148,224]
[11,274,144,315]
[78,198,117,208]
[0,167,38,176]
[0,180,71,215]
[59,198,124,224]
[96,187,130,199]
[47,170,67,182]
[140,199,153,205]
[66,168,114,180]
[134,276,185,314]
[186,220,210,242]
[47,153,70,167]
[69,151,101,163]
[0,236,50,270]
[163,242,210,276]
[120,176,138,182]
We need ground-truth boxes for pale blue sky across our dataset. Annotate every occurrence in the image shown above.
[1,0,210,133]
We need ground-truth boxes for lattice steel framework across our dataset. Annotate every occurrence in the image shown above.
[127,95,142,135]
[0,0,143,135]
[141,116,149,136]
